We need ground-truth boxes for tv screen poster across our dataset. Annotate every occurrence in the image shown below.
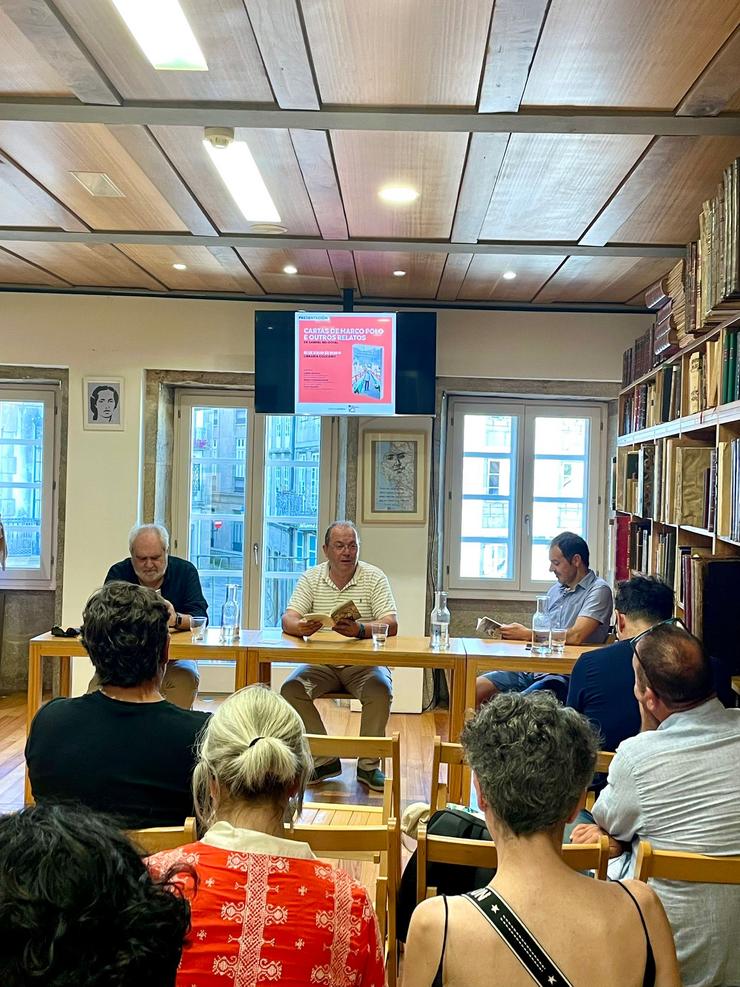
[294,312,396,416]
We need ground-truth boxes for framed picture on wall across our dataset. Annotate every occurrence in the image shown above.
[362,430,427,524]
[83,377,124,431]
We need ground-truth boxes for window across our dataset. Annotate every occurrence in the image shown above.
[0,385,58,588]
[445,399,604,595]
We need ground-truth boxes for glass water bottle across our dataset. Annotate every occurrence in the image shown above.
[430,590,451,651]
[220,583,240,643]
[531,595,552,655]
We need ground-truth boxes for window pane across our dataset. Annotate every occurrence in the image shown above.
[261,416,321,628]
[461,541,510,579]
[533,459,584,498]
[188,406,247,620]
[534,417,587,455]
[0,401,45,570]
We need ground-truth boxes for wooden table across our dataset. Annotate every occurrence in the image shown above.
[247,629,468,800]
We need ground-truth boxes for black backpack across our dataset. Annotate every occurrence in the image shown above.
[397,807,494,942]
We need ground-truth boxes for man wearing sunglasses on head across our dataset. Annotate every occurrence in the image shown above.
[571,619,740,987]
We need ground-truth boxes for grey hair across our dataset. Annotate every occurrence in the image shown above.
[323,520,359,546]
[128,523,169,554]
[461,692,599,837]
[193,685,312,829]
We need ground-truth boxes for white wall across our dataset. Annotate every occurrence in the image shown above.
[1,291,651,630]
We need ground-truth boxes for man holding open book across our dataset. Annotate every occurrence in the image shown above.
[281,520,398,791]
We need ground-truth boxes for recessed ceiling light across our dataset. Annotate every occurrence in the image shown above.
[172,263,187,271]
[69,171,125,198]
[379,186,419,204]
[111,0,208,71]
[249,223,288,235]
[283,264,298,275]
[393,270,406,277]
[502,270,517,280]
[203,138,281,224]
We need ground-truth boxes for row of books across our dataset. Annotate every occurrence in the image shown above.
[620,363,682,433]
[721,328,740,405]
[719,437,740,542]
[644,258,688,357]
[679,553,740,672]
[621,325,656,387]
[687,339,721,414]
[696,157,740,327]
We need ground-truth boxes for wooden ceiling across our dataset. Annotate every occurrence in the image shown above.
[0,0,738,308]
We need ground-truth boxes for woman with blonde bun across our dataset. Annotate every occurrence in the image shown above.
[148,685,385,986]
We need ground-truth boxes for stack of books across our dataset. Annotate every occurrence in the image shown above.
[694,157,740,328]
[644,261,685,358]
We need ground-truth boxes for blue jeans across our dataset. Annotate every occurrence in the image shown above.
[483,670,569,702]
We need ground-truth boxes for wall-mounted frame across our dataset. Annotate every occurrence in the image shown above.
[83,377,124,431]
[362,430,427,524]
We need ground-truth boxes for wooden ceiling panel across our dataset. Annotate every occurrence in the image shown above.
[53,0,274,103]
[480,134,652,241]
[522,0,740,109]
[302,0,493,106]
[0,123,187,231]
[535,256,675,304]
[0,8,73,97]
[0,246,69,287]
[609,136,740,244]
[457,255,565,301]
[118,245,262,292]
[0,169,61,227]
[0,242,165,289]
[234,249,338,295]
[331,131,468,238]
[150,126,319,235]
[353,252,446,298]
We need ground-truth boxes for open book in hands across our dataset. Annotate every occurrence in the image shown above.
[304,600,362,628]
[476,615,503,638]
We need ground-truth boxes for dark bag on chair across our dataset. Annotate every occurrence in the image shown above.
[397,807,494,941]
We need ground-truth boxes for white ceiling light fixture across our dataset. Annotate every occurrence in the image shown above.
[172,263,187,270]
[392,270,406,277]
[502,270,517,280]
[283,264,298,275]
[110,0,208,71]
[202,128,281,224]
[379,186,419,204]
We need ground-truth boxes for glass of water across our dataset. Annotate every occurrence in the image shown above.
[550,628,567,654]
[191,616,207,642]
[371,622,389,648]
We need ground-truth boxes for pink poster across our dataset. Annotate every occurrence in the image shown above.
[295,312,396,415]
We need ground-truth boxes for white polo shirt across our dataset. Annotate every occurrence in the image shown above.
[286,560,397,622]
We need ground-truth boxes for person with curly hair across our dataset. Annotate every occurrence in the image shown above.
[404,692,680,987]
[147,685,386,987]
[0,803,191,987]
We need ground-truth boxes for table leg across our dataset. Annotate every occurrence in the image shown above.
[447,661,468,803]
[59,655,71,697]
[25,643,43,804]
[234,652,248,691]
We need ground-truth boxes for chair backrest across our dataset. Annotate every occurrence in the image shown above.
[416,824,609,902]
[635,840,740,884]
[595,750,615,774]
[429,737,467,812]
[125,817,197,855]
[307,732,401,817]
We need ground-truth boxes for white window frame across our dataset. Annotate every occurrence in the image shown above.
[444,397,606,600]
[0,384,59,590]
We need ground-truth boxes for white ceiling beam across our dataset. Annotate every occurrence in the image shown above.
[0,228,685,257]
[0,102,737,135]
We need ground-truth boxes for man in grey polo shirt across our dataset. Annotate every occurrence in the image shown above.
[281,521,398,792]
[476,531,613,706]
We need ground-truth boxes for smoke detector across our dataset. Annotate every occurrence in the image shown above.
[203,126,234,149]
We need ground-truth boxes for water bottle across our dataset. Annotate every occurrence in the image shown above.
[531,595,552,655]
[430,590,451,652]
[220,583,240,643]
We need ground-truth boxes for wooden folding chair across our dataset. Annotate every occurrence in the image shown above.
[585,750,615,810]
[415,823,610,902]
[635,840,740,884]
[125,817,196,855]
[429,737,469,812]
[289,819,400,987]
[306,732,401,824]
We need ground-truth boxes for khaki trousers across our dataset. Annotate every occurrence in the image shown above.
[87,659,200,710]
[281,664,393,771]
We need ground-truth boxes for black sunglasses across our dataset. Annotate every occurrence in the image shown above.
[51,625,80,638]
[630,616,686,656]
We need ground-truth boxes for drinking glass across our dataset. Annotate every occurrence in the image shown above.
[191,616,207,642]
[550,627,567,654]
[371,622,389,648]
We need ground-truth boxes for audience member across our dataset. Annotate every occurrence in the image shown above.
[148,685,385,986]
[88,523,208,708]
[0,803,190,987]
[476,532,613,706]
[404,692,680,987]
[26,582,209,828]
[572,621,740,987]
[281,520,398,791]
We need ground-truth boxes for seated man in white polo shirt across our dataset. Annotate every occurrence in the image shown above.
[281,521,398,792]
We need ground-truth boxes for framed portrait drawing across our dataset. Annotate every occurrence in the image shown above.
[362,430,427,524]
[83,377,124,431]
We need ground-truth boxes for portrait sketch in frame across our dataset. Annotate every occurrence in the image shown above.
[362,430,427,524]
[83,377,124,431]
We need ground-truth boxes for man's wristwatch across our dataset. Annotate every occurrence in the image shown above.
[175,612,183,629]
[357,622,365,640]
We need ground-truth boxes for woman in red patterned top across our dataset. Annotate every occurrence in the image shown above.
[148,685,386,987]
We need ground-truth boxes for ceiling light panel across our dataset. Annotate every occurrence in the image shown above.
[69,172,125,197]
[379,186,419,204]
[202,139,281,224]
[111,0,208,71]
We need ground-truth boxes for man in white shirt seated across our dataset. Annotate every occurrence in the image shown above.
[571,620,740,987]
[281,521,398,792]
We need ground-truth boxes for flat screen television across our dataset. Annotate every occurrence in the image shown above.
[255,310,436,415]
